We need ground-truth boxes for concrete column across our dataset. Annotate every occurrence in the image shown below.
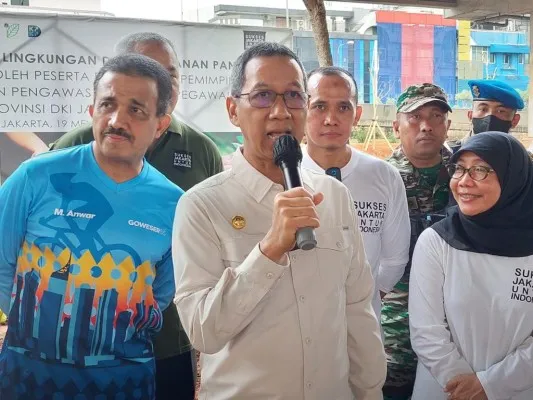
[529,14,533,136]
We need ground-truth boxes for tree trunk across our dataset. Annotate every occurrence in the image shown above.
[302,0,333,67]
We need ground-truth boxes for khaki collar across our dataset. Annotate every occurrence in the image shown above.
[231,147,315,203]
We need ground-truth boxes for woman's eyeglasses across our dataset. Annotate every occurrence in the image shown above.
[447,164,495,181]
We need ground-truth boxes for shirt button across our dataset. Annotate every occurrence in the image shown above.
[266,272,274,279]
[299,295,305,302]
[336,241,342,248]
[305,337,312,344]
[306,382,312,389]
[292,254,297,261]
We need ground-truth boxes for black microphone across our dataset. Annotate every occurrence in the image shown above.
[325,167,342,182]
[273,135,317,251]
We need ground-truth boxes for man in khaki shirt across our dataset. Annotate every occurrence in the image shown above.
[50,32,223,400]
[172,42,386,399]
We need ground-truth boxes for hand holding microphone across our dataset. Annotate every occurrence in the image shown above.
[259,135,323,264]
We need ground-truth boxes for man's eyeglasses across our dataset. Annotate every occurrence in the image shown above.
[447,164,495,181]
[235,90,308,109]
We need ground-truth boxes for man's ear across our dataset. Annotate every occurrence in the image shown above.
[392,119,400,139]
[226,96,240,128]
[445,118,452,140]
[353,105,362,127]
[511,113,521,128]
[155,114,172,139]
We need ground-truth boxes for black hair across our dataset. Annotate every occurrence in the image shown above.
[308,66,359,103]
[93,53,172,116]
[115,31,177,57]
[230,42,307,96]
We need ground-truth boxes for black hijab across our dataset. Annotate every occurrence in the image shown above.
[433,131,533,257]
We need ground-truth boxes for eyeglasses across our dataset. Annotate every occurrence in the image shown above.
[235,90,308,109]
[447,164,495,181]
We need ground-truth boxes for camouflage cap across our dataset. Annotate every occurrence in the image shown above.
[396,83,452,113]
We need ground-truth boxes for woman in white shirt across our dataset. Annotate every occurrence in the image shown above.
[409,131,533,400]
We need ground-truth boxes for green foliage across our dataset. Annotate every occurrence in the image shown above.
[350,125,398,144]
[351,126,367,143]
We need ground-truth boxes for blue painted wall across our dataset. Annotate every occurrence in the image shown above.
[434,26,458,106]
[466,30,529,92]
[295,36,376,104]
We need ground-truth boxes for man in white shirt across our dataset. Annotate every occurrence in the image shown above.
[302,66,410,319]
[172,42,386,399]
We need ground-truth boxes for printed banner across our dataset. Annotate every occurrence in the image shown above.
[0,13,292,181]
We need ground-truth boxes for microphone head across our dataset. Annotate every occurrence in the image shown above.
[273,134,302,167]
[326,167,342,182]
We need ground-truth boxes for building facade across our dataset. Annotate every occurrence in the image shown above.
[457,26,530,106]
[6,0,101,11]
[212,5,530,109]
[293,32,377,104]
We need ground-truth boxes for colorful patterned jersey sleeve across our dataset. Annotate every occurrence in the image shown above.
[153,248,175,312]
[0,161,32,312]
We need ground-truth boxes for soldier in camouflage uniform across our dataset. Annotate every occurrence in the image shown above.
[382,83,453,400]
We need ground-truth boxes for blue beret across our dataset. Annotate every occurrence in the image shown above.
[468,79,524,110]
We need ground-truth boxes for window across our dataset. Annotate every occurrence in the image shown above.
[275,17,287,28]
[489,53,496,64]
[503,54,511,65]
[518,54,525,64]
[472,46,489,62]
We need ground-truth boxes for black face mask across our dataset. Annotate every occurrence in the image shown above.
[472,115,513,135]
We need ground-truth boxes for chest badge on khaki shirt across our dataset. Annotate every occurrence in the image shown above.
[231,215,246,230]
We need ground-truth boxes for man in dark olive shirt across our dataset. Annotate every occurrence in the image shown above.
[51,32,223,400]
[52,115,222,192]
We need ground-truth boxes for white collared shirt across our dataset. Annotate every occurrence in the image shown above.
[303,146,410,318]
[409,228,533,400]
[172,148,386,400]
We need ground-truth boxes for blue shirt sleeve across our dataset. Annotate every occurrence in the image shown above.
[152,247,175,312]
[0,163,32,312]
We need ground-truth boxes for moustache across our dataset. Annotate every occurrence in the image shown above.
[103,128,133,141]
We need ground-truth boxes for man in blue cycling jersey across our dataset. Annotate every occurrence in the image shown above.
[0,53,183,399]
